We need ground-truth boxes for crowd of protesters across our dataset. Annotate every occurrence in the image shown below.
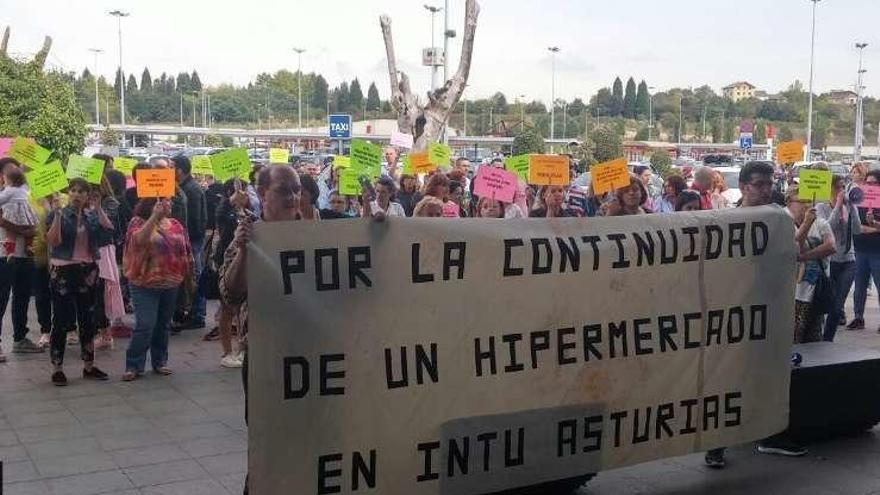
[0,145,877,492]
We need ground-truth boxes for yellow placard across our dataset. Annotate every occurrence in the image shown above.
[114,156,138,177]
[591,158,630,195]
[777,140,804,165]
[527,155,570,186]
[269,148,290,164]
[333,156,351,169]
[798,169,832,202]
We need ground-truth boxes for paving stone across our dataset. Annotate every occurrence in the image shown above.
[139,478,228,495]
[110,442,191,469]
[43,470,134,495]
[33,451,117,478]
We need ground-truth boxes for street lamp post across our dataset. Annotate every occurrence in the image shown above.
[424,5,442,91]
[108,10,129,127]
[806,0,821,161]
[88,48,103,126]
[548,46,560,140]
[678,95,683,146]
[293,47,306,129]
[192,91,198,128]
[648,86,655,140]
[855,42,868,162]
[518,94,526,130]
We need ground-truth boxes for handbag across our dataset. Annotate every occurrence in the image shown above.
[811,269,835,316]
[201,229,221,300]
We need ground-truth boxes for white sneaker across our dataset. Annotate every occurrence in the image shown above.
[38,334,50,348]
[66,333,79,346]
[220,354,243,368]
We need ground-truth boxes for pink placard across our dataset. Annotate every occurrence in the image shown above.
[860,185,880,209]
[473,165,517,203]
[441,202,460,218]
[0,138,12,158]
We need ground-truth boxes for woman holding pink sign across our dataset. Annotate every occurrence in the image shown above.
[847,169,880,332]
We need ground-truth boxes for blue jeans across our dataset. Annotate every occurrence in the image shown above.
[853,250,880,320]
[126,285,177,373]
[189,237,206,324]
[824,260,856,341]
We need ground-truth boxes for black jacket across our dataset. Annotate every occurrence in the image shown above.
[180,176,207,243]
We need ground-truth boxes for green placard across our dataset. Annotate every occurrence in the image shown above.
[350,140,381,178]
[332,155,351,169]
[27,161,68,199]
[191,155,214,176]
[402,155,412,175]
[114,156,137,177]
[428,142,452,167]
[66,154,104,184]
[211,148,252,183]
[504,154,530,182]
[798,169,832,201]
[339,169,363,196]
[9,138,52,169]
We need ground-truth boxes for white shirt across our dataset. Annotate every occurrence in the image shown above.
[788,212,834,303]
[371,200,405,217]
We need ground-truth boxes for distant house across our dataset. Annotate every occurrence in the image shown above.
[826,90,858,105]
[723,81,757,102]
[754,90,784,103]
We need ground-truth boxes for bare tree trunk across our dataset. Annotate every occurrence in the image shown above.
[0,27,9,57]
[32,36,52,69]
[0,28,51,69]
[380,0,480,152]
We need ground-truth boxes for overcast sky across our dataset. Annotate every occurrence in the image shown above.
[4,0,880,102]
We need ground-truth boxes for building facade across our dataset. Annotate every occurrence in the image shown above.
[723,81,757,102]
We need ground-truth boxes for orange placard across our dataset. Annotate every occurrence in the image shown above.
[776,140,804,165]
[136,168,176,198]
[527,155,570,186]
[409,152,437,173]
[591,158,630,195]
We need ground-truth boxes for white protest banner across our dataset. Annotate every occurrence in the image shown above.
[248,206,795,495]
[390,131,415,149]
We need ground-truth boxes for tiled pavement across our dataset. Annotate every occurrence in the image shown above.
[0,301,246,495]
[1,299,880,494]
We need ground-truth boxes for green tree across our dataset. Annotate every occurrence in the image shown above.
[0,57,88,159]
[650,150,673,178]
[778,125,794,142]
[611,77,624,116]
[366,82,380,111]
[491,92,508,114]
[190,71,202,92]
[126,74,138,94]
[623,77,637,118]
[754,121,766,144]
[311,75,328,113]
[591,125,623,163]
[635,80,650,118]
[333,82,350,113]
[512,127,545,155]
[349,79,364,112]
[568,97,586,116]
[140,68,152,92]
[634,127,649,140]
[100,128,120,146]
[204,134,223,147]
[176,72,191,93]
